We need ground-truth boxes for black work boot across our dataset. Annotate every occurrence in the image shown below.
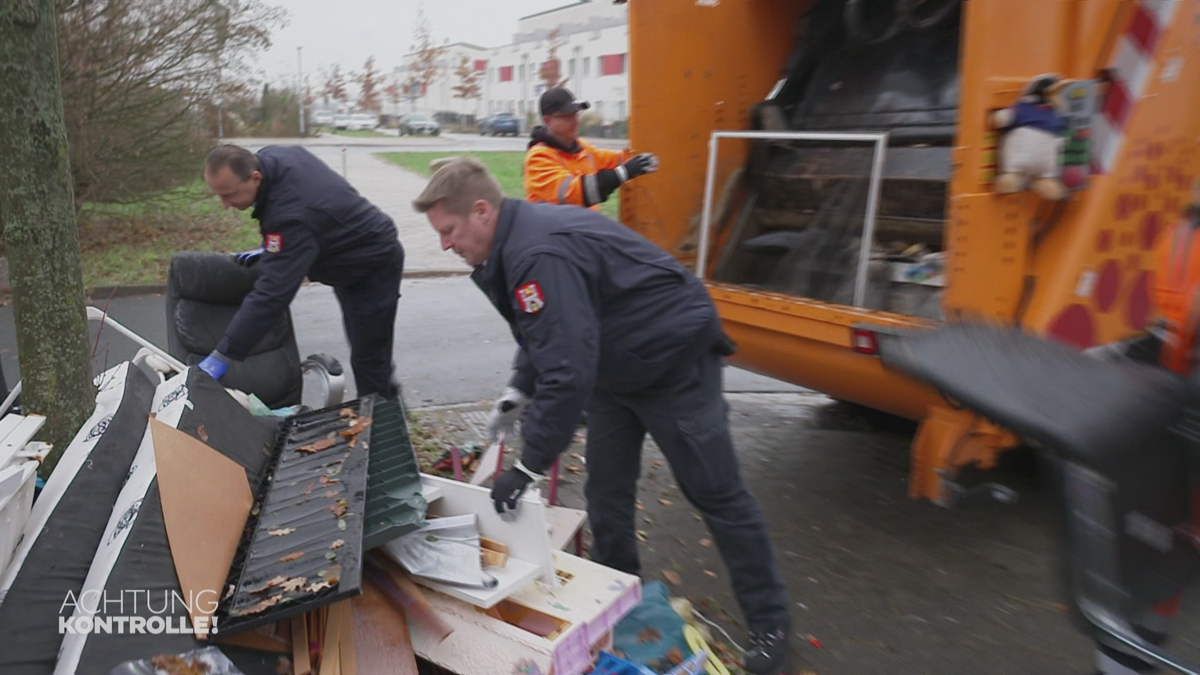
[744,628,789,675]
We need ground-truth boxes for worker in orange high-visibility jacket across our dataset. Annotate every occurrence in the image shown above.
[523,87,659,210]
[1098,180,1200,675]
[1153,179,1200,375]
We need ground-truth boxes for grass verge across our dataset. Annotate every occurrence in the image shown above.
[377,151,620,220]
[77,180,260,288]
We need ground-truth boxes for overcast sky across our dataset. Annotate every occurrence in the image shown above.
[257,0,577,85]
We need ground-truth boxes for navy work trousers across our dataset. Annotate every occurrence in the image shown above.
[332,244,404,400]
[584,349,791,633]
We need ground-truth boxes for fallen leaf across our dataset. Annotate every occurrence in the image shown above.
[699,539,712,548]
[267,528,295,537]
[652,460,663,468]
[244,575,289,594]
[807,635,824,649]
[197,425,208,442]
[279,552,304,563]
[306,581,333,593]
[662,570,682,585]
[338,518,347,531]
[339,408,355,419]
[564,464,582,473]
[323,490,338,498]
[658,498,673,506]
[570,453,583,461]
[339,417,373,437]
[330,502,348,517]
[297,437,336,454]
[330,539,344,550]
[326,552,337,560]
[223,584,235,601]
[665,647,684,665]
[636,530,648,542]
[231,595,281,617]
[704,570,718,578]
[636,501,646,512]
[279,577,306,593]
[301,483,316,495]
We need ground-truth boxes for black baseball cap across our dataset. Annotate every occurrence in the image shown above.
[540,87,590,116]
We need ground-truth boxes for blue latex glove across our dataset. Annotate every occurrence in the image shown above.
[197,353,230,381]
[234,247,265,266]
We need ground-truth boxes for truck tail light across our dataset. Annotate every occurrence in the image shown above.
[852,328,879,355]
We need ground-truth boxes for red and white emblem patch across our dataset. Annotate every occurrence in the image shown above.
[515,281,545,314]
[265,233,283,253]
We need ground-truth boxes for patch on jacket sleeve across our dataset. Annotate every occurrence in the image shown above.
[515,281,545,314]
[265,233,283,253]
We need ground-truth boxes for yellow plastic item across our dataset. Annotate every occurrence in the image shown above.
[684,624,730,675]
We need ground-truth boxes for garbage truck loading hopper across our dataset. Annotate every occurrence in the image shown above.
[620,0,1200,504]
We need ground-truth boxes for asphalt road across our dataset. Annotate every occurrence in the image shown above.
[0,276,801,406]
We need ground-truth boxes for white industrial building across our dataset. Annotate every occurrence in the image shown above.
[392,1,630,130]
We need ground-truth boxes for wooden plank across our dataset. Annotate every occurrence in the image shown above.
[339,600,358,675]
[352,580,420,675]
[480,548,508,568]
[292,614,311,675]
[479,537,508,555]
[0,415,43,472]
[214,626,290,654]
[545,505,588,551]
[319,602,343,675]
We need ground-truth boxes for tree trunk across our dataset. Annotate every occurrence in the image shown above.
[0,0,97,477]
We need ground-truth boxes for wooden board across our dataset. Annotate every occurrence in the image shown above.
[545,505,588,551]
[351,580,420,675]
[410,550,642,675]
[0,414,45,473]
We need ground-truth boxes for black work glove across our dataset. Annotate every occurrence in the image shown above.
[616,153,659,182]
[491,464,538,515]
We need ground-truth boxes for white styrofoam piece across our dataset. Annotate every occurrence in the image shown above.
[0,415,46,473]
[420,474,557,583]
[0,462,38,580]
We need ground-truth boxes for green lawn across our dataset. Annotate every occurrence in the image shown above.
[78,180,260,288]
[377,151,620,220]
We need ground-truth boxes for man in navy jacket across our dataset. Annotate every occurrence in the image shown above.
[413,157,792,675]
[202,145,405,399]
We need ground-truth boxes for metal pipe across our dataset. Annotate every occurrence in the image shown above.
[696,134,721,279]
[853,133,891,307]
[0,381,22,417]
[85,307,187,372]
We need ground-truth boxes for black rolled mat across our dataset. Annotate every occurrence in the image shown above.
[0,363,155,675]
[57,369,279,675]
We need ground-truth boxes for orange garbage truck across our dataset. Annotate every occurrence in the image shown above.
[617,0,1200,505]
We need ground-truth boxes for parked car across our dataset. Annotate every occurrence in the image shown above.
[479,113,520,136]
[347,113,378,132]
[312,111,334,126]
[399,113,440,136]
[333,114,351,130]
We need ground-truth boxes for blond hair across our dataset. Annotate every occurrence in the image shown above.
[411,156,504,216]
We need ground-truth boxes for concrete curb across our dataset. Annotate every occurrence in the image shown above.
[85,269,472,300]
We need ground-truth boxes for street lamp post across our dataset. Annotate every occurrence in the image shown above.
[297,46,306,136]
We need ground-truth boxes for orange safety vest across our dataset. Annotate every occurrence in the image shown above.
[1152,215,1200,374]
[523,139,630,210]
